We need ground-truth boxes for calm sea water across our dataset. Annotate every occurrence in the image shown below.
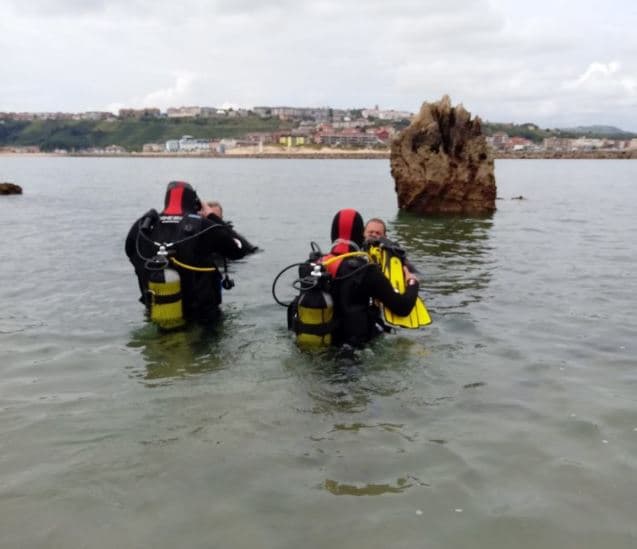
[1,157,636,548]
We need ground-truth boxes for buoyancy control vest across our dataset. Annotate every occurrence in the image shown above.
[138,212,223,328]
[322,252,381,347]
[288,250,379,348]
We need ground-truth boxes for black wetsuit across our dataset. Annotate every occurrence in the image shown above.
[205,215,259,255]
[125,210,246,324]
[329,255,419,346]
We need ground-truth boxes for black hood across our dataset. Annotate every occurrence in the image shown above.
[162,181,201,215]
[330,208,364,254]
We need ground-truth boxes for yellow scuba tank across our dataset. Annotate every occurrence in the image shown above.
[295,264,334,347]
[148,267,185,330]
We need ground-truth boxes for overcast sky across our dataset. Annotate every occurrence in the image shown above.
[2,0,636,130]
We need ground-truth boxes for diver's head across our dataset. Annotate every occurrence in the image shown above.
[364,218,387,242]
[330,208,364,254]
[205,200,223,219]
[163,181,201,215]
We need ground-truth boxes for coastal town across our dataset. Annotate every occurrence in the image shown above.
[2,105,637,157]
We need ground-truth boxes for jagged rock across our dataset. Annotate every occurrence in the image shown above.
[390,95,496,214]
[0,182,23,195]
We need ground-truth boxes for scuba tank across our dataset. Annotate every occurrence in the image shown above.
[294,263,334,347]
[146,246,186,330]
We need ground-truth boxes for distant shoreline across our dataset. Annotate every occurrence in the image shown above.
[1,150,636,160]
[493,150,637,160]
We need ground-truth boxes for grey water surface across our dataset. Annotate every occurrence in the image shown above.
[1,157,636,548]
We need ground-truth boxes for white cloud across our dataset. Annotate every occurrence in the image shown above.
[140,73,198,109]
[2,0,637,130]
[569,62,622,88]
[560,61,637,113]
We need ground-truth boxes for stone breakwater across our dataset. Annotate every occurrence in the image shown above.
[3,150,637,160]
[494,150,637,159]
[84,150,636,160]
[69,150,392,159]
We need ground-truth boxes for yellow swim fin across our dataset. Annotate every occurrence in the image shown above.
[382,253,432,329]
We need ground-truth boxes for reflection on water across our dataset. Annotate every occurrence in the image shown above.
[283,346,376,414]
[324,477,411,496]
[390,210,495,311]
[332,421,416,442]
[127,322,225,382]
[284,337,434,415]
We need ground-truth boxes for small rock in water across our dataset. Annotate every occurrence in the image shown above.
[0,182,23,195]
[416,509,423,516]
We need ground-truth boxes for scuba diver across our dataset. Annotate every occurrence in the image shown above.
[363,217,387,242]
[274,209,424,349]
[125,181,247,329]
[364,216,420,277]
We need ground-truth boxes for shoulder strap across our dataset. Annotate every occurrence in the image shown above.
[320,251,369,278]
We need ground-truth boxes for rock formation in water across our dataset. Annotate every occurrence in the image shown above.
[0,182,23,195]
[390,95,496,214]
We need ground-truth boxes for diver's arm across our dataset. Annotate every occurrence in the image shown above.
[125,221,138,261]
[206,215,259,254]
[365,265,419,316]
[124,217,148,302]
[201,217,247,260]
[233,231,259,254]
[125,209,158,263]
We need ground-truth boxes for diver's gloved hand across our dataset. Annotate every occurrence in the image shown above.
[366,236,403,254]
[403,265,419,287]
[368,236,421,275]
[378,237,406,258]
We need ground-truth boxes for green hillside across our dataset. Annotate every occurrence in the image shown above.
[482,122,636,142]
[0,116,293,151]
[2,114,635,152]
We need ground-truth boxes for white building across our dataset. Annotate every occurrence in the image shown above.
[571,137,604,150]
[167,106,202,118]
[178,135,210,152]
[164,136,211,152]
[165,140,180,152]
